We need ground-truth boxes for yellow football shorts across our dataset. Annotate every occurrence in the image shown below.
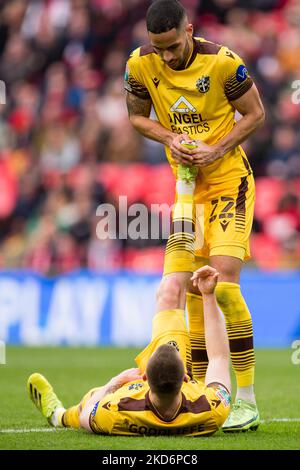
[135,309,192,376]
[164,174,255,275]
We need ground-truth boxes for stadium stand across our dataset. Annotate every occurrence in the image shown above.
[0,0,299,273]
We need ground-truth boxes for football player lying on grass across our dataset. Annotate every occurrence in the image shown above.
[28,266,235,437]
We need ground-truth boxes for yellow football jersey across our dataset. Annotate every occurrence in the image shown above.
[125,38,254,184]
[89,379,230,437]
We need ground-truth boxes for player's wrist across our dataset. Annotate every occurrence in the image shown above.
[202,291,216,299]
[165,133,176,147]
[212,142,227,159]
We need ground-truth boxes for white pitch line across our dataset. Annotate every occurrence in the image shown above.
[1,419,300,434]
[261,418,300,423]
[0,428,72,434]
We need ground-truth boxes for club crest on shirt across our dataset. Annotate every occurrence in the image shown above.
[128,382,144,391]
[196,76,210,93]
[167,340,179,352]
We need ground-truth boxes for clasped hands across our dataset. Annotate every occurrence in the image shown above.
[169,133,224,167]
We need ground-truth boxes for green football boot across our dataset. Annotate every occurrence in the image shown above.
[222,399,260,433]
[27,373,64,425]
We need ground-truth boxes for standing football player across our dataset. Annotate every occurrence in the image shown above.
[124,0,264,431]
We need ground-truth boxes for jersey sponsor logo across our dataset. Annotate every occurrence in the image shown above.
[128,382,144,391]
[127,422,209,436]
[169,96,210,135]
[170,96,196,113]
[236,64,249,82]
[196,76,210,93]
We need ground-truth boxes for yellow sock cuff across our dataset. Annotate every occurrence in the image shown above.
[173,207,194,220]
[236,368,255,388]
[177,194,194,203]
[186,292,203,301]
[186,292,204,330]
[155,309,185,317]
[216,281,240,290]
[62,406,81,429]
[163,255,195,275]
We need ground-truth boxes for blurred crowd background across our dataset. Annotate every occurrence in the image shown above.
[0,0,299,274]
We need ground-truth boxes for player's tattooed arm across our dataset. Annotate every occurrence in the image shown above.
[106,367,143,392]
[126,92,176,148]
[79,368,142,432]
[126,91,152,117]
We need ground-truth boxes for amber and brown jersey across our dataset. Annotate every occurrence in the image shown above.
[89,379,230,437]
[125,37,254,184]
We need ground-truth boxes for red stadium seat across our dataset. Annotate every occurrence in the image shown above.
[142,164,176,207]
[254,178,285,221]
[97,163,122,192]
[98,163,149,204]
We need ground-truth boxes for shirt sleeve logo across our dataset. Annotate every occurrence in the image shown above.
[91,400,100,417]
[215,387,231,407]
[236,65,249,82]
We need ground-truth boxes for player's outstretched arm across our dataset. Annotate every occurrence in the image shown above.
[191,266,231,392]
[79,368,142,432]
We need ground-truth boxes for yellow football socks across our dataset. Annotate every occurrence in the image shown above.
[215,281,255,388]
[62,388,99,428]
[164,179,196,275]
[62,405,80,428]
[186,292,208,381]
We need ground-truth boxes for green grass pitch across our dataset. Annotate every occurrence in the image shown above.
[0,347,299,450]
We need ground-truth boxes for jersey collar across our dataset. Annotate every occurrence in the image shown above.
[146,391,184,422]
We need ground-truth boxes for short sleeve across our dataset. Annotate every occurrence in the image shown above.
[205,382,231,429]
[124,50,151,100]
[218,46,253,101]
[89,398,115,434]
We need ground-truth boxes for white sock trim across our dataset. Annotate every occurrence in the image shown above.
[236,386,256,405]
[51,407,66,427]
[176,180,195,196]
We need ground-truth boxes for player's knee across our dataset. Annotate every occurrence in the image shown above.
[210,257,242,283]
[156,276,183,310]
[215,282,231,310]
